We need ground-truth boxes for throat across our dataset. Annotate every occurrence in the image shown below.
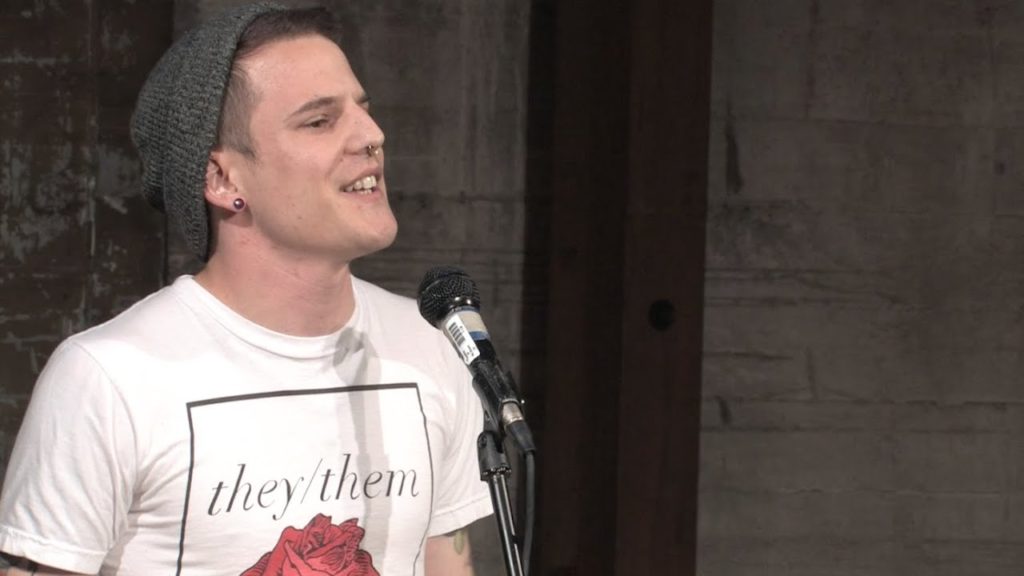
[195,259,356,336]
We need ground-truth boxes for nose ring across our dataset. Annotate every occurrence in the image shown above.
[365,144,382,158]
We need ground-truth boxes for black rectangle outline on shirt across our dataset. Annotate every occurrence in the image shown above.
[176,382,436,576]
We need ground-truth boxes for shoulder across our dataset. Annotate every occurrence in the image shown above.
[61,276,209,371]
[74,279,181,339]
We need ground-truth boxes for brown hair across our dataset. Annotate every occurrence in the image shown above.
[216,8,343,158]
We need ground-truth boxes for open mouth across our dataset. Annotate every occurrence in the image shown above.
[342,174,379,195]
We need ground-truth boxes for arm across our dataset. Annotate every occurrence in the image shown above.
[0,342,133,575]
[424,528,474,576]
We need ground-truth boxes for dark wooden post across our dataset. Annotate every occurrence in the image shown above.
[535,0,712,573]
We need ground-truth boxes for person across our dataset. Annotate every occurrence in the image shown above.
[0,3,492,575]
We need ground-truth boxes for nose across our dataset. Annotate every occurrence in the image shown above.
[346,101,385,157]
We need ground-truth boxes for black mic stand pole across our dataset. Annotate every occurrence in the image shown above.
[477,413,525,576]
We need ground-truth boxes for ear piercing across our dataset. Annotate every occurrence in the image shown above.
[232,198,246,211]
[365,144,382,158]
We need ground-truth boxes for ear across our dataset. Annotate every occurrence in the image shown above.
[204,150,241,211]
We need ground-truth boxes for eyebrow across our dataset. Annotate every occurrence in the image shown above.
[287,93,371,120]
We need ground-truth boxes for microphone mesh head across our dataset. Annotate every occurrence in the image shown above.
[417,266,481,325]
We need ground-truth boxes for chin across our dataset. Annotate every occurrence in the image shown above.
[375,216,399,248]
[352,223,399,260]
[370,229,399,255]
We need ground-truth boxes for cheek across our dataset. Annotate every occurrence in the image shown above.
[248,154,317,198]
[243,137,340,210]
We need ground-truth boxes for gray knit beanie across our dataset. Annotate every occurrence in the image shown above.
[130,2,284,261]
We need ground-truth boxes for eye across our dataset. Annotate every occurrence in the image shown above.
[304,116,333,129]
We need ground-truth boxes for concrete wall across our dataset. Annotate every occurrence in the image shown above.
[700,1,1024,574]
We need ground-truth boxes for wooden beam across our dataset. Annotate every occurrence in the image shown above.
[615,0,712,572]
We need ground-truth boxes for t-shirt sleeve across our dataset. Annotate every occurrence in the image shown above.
[0,340,136,574]
[426,347,493,537]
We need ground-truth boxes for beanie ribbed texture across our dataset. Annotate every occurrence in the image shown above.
[130,2,284,261]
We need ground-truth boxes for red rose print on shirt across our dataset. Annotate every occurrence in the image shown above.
[241,514,379,576]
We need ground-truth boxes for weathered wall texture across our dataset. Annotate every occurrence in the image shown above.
[700,1,1024,574]
[0,0,171,467]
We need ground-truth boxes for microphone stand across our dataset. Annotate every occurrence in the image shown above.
[477,414,525,576]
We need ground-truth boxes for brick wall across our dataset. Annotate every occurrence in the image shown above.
[699,1,1024,574]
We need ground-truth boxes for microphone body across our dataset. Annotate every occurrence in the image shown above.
[418,267,535,452]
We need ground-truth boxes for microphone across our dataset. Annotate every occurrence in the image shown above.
[417,266,536,453]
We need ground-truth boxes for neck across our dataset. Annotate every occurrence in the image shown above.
[195,248,357,337]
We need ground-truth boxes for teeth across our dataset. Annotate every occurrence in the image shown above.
[343,174,378,194]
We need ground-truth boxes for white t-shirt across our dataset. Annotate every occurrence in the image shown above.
[0,276,492,575]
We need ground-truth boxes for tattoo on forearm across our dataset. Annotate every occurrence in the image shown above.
[445,528,468,555]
